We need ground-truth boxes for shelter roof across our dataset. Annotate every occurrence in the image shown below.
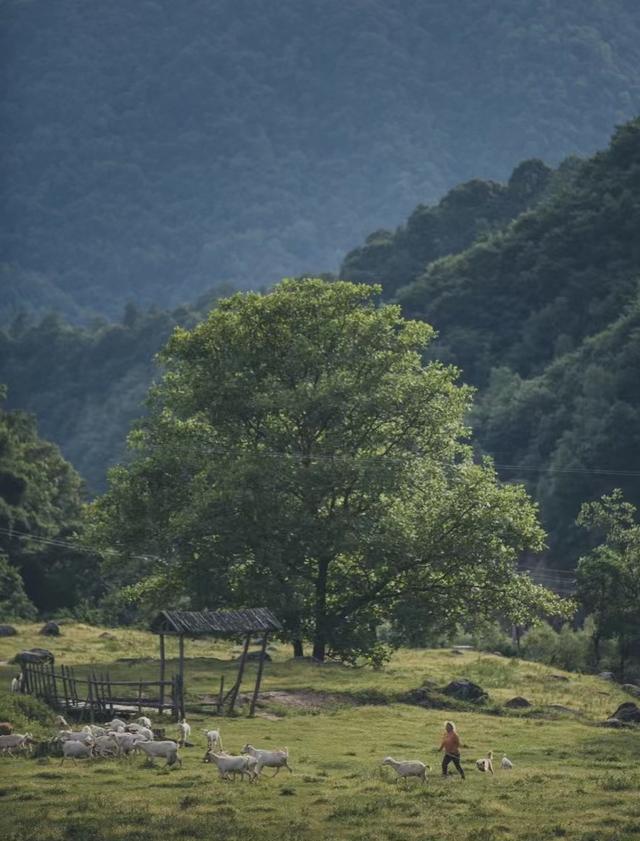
[150,608,281,636]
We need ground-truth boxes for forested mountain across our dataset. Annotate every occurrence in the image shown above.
[3,0,640,321]
[0,305,202,492]
[343,118,640,563]
[341,158,573,299]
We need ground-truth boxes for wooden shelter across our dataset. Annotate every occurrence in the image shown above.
[150,608,282,717]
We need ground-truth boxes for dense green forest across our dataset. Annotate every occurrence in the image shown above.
[344,118,640,562]
[3,0,640,321]
[0,388,91,613]
[0,299,221,492]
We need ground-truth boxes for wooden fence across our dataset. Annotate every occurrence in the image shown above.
[22,661,184,721]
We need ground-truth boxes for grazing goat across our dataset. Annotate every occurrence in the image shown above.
[57,730,94,745]
[204,750,258,782]
[61,740,94,764]
[137,716,152,729]
[136,740,181,768]
[0,733,34,756]
[54,715,70,729]
[501,755,513,770]
[476,751,494,774]
[241,744,291,777]
[93,735,119,757]
[10,674,21,693]
[381,756,428,783]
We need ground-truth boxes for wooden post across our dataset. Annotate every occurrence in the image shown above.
[88,678,95,724]
[178,635,185,719]
[217,675,225,715]
[249,633,269,717]
[50,662,59,709]
[107,672,114,716]
[159,634,166,716]
[138,680,143,716]
[60,665,68,712]
[227,633,251,714]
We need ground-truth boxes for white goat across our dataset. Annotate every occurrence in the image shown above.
[93,735,119,757]
[204,750,258,782]
[61,739,94,764]
[57,730,93,745]
[83,725,106,738]
[0,733,34,756]
[202,729,223,751]
[137,716,152,729]
[177,719,191,747]
[476,751,494,774]
[54,715,70,728]
[113,731,147,757]
[106,718,127,731]
[501,754,513,770]
[381,756,428,783]
[241,744,291,777]
[10,675,21,693]
[136,740,181,768]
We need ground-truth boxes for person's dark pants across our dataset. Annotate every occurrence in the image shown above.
[442,752,465,779]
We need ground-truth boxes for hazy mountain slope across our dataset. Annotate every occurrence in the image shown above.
[0,307,201,493]
[340,159,565,298]
[3,0,640,320]
[398,119,640,386]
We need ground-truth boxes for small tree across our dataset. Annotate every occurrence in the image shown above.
[0,553,37,620]
[576,490,640,679]
[89,279,561,662]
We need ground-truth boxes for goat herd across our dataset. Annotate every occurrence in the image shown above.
[0,715,291,782]
[0,713,516,786]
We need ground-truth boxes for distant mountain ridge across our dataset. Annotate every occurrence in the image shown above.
[3,0,640,321]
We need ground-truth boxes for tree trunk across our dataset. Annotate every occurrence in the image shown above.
[592,633,601,668]
[312,558,330,662]
[292,639,304,658]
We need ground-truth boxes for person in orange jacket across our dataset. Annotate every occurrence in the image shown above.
[438,720,466,779]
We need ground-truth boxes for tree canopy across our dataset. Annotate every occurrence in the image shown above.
[88,279,566,661]
[576,490,640,679]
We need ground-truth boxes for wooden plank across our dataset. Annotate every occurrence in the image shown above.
[217,675,225,716]
[249,632,269,717]
[159,634,165,716]
[226,633,251,714]
[178,635,185,719]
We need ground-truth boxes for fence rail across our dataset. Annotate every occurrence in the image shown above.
[22,662,184,722]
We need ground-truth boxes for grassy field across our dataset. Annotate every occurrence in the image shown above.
[1,623,640,841]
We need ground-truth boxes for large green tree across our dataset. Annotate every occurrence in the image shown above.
[90,279,563,661]
[576,490,640,678]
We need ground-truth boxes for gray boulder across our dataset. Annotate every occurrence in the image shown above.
[505,696,532,709]
[598,671,616,681]
[40,621,61,636]
[622,684,640,697]
[243,650,272,663]
[14,648,55,665]
[442,679,487,702]
[0,625,17,637]
[611,702,640,723]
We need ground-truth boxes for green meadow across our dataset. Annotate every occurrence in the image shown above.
[1,624,639,841]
